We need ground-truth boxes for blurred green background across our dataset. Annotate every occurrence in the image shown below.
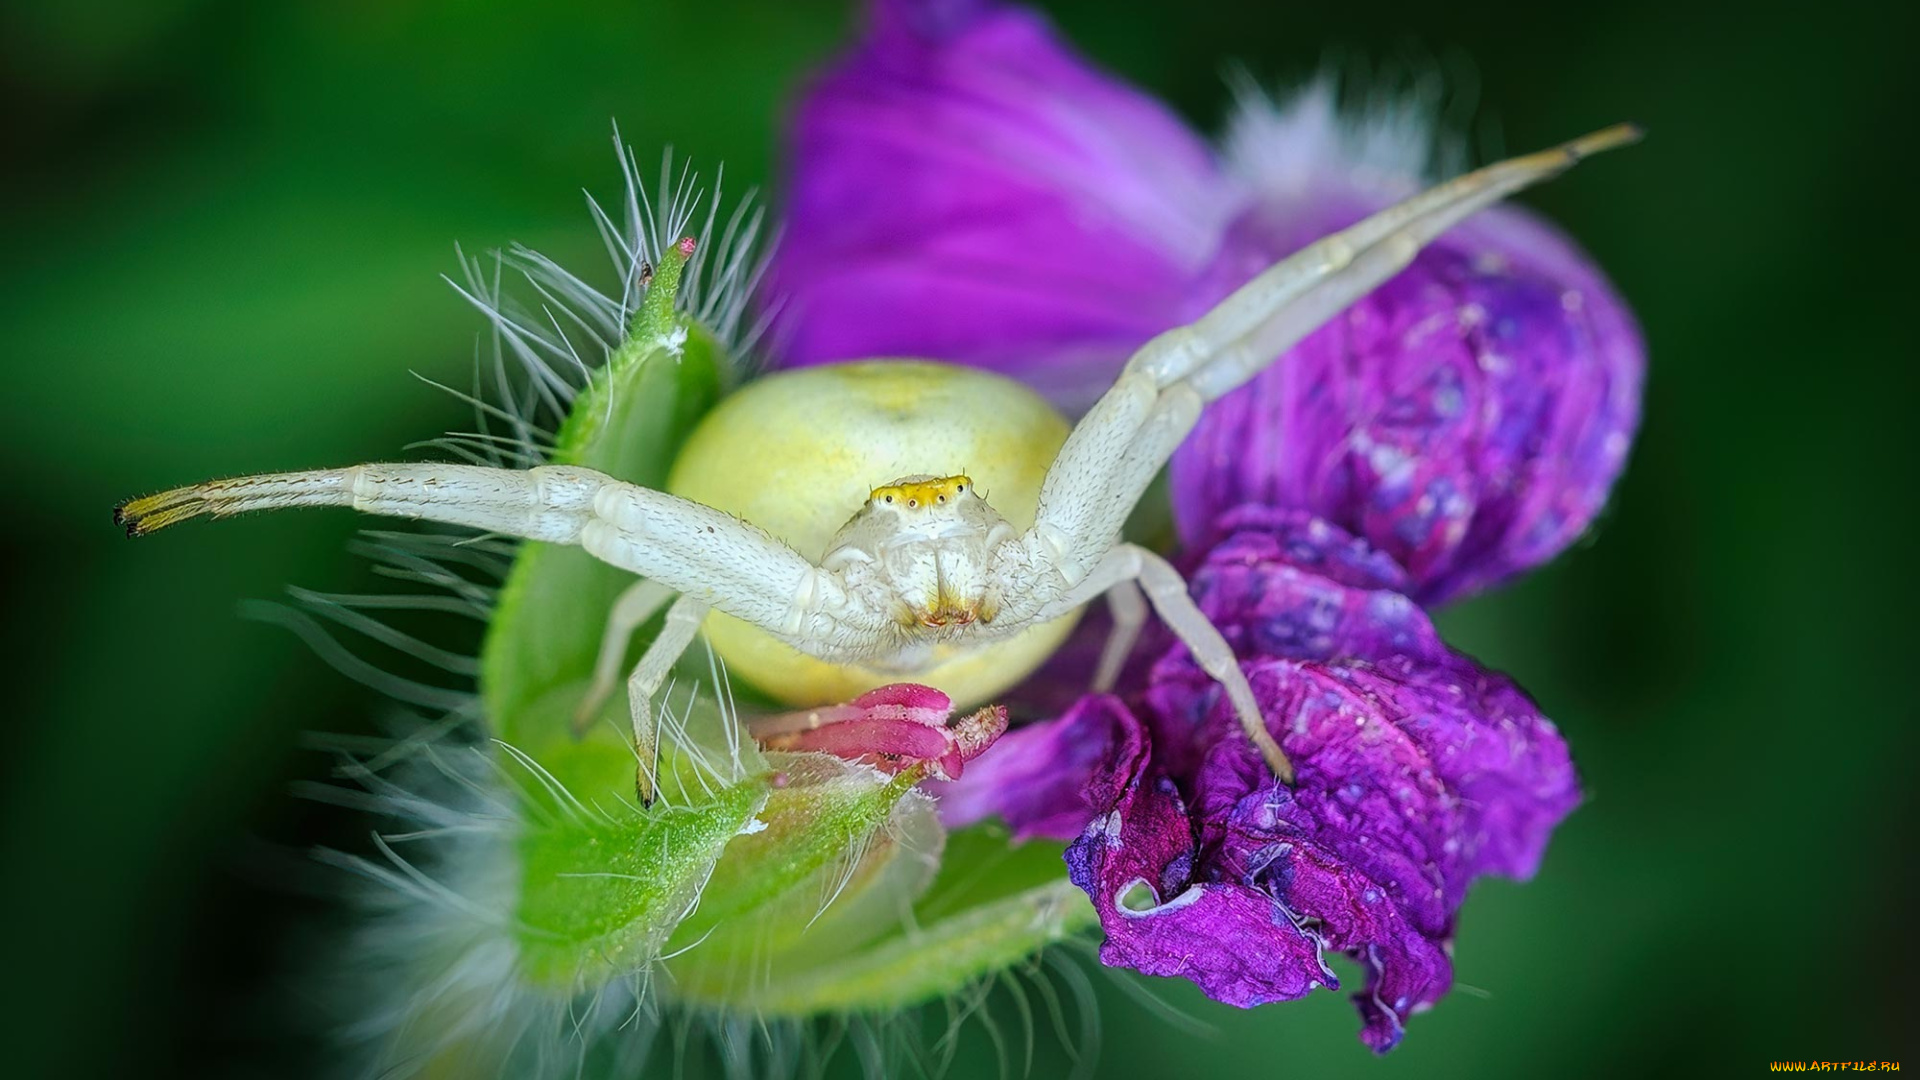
[1,0,1909,1076]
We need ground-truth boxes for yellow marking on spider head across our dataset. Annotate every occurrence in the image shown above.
[869,475,972,510]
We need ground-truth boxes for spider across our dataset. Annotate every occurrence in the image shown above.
[116,125,1637,802]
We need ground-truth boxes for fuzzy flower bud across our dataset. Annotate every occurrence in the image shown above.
[316,187,1100,1075]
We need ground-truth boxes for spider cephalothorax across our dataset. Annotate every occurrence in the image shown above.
[117,126,1638,802]
[830,474,1010,631]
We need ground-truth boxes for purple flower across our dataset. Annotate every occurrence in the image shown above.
[771,0,1643,603]
[772,0,1630,1052]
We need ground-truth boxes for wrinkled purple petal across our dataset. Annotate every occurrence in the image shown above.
[768,0,1236,406]
[1171,108,1643,604]
[1065,510,1579,1050]
[1066,764,1335,1007]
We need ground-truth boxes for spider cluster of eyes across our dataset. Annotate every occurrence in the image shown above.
[867,475,974,512]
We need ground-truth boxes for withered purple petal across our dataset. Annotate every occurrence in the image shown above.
[773,0,1616,1050]
[1067,511,1578,1050]
[1065,760,1335,1008]
[768,0,1234,406]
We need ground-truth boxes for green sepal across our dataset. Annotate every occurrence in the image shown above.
[668,821,1096,1015]
[479,238,726,782]
[664,756,943,992]
[513,771,770,987]
[722,878,1093,1016]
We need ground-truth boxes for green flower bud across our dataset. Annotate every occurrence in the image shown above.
[328,167,1093,1076]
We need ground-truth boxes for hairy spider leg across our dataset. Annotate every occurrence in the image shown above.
[1127,123,1643,398]
[117,462,896,800]
[1004,124,1641,783]
[116,463,827,629]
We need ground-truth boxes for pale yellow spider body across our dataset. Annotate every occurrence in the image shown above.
[667,360,1080,709]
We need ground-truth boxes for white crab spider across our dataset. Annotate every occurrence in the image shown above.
[117,125,1637,801]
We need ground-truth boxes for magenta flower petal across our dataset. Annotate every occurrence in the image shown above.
[1065,509,1579,1050]
[768,0,1235,405]
[776,17,1641,595]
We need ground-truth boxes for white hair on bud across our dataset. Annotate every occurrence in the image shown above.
[435,128,772,472]
[1221,65,1475,203]
[302,719,1100,1080]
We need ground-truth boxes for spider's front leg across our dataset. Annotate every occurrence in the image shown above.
[998,125,1640,783]
[117,461,882,802]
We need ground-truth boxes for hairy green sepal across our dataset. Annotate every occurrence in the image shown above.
[480,242,723,783]
[515,775,768,986]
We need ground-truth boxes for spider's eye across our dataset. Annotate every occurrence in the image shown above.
[884,496,894,504]
[907,499,918,508]
[936,495,946,504]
